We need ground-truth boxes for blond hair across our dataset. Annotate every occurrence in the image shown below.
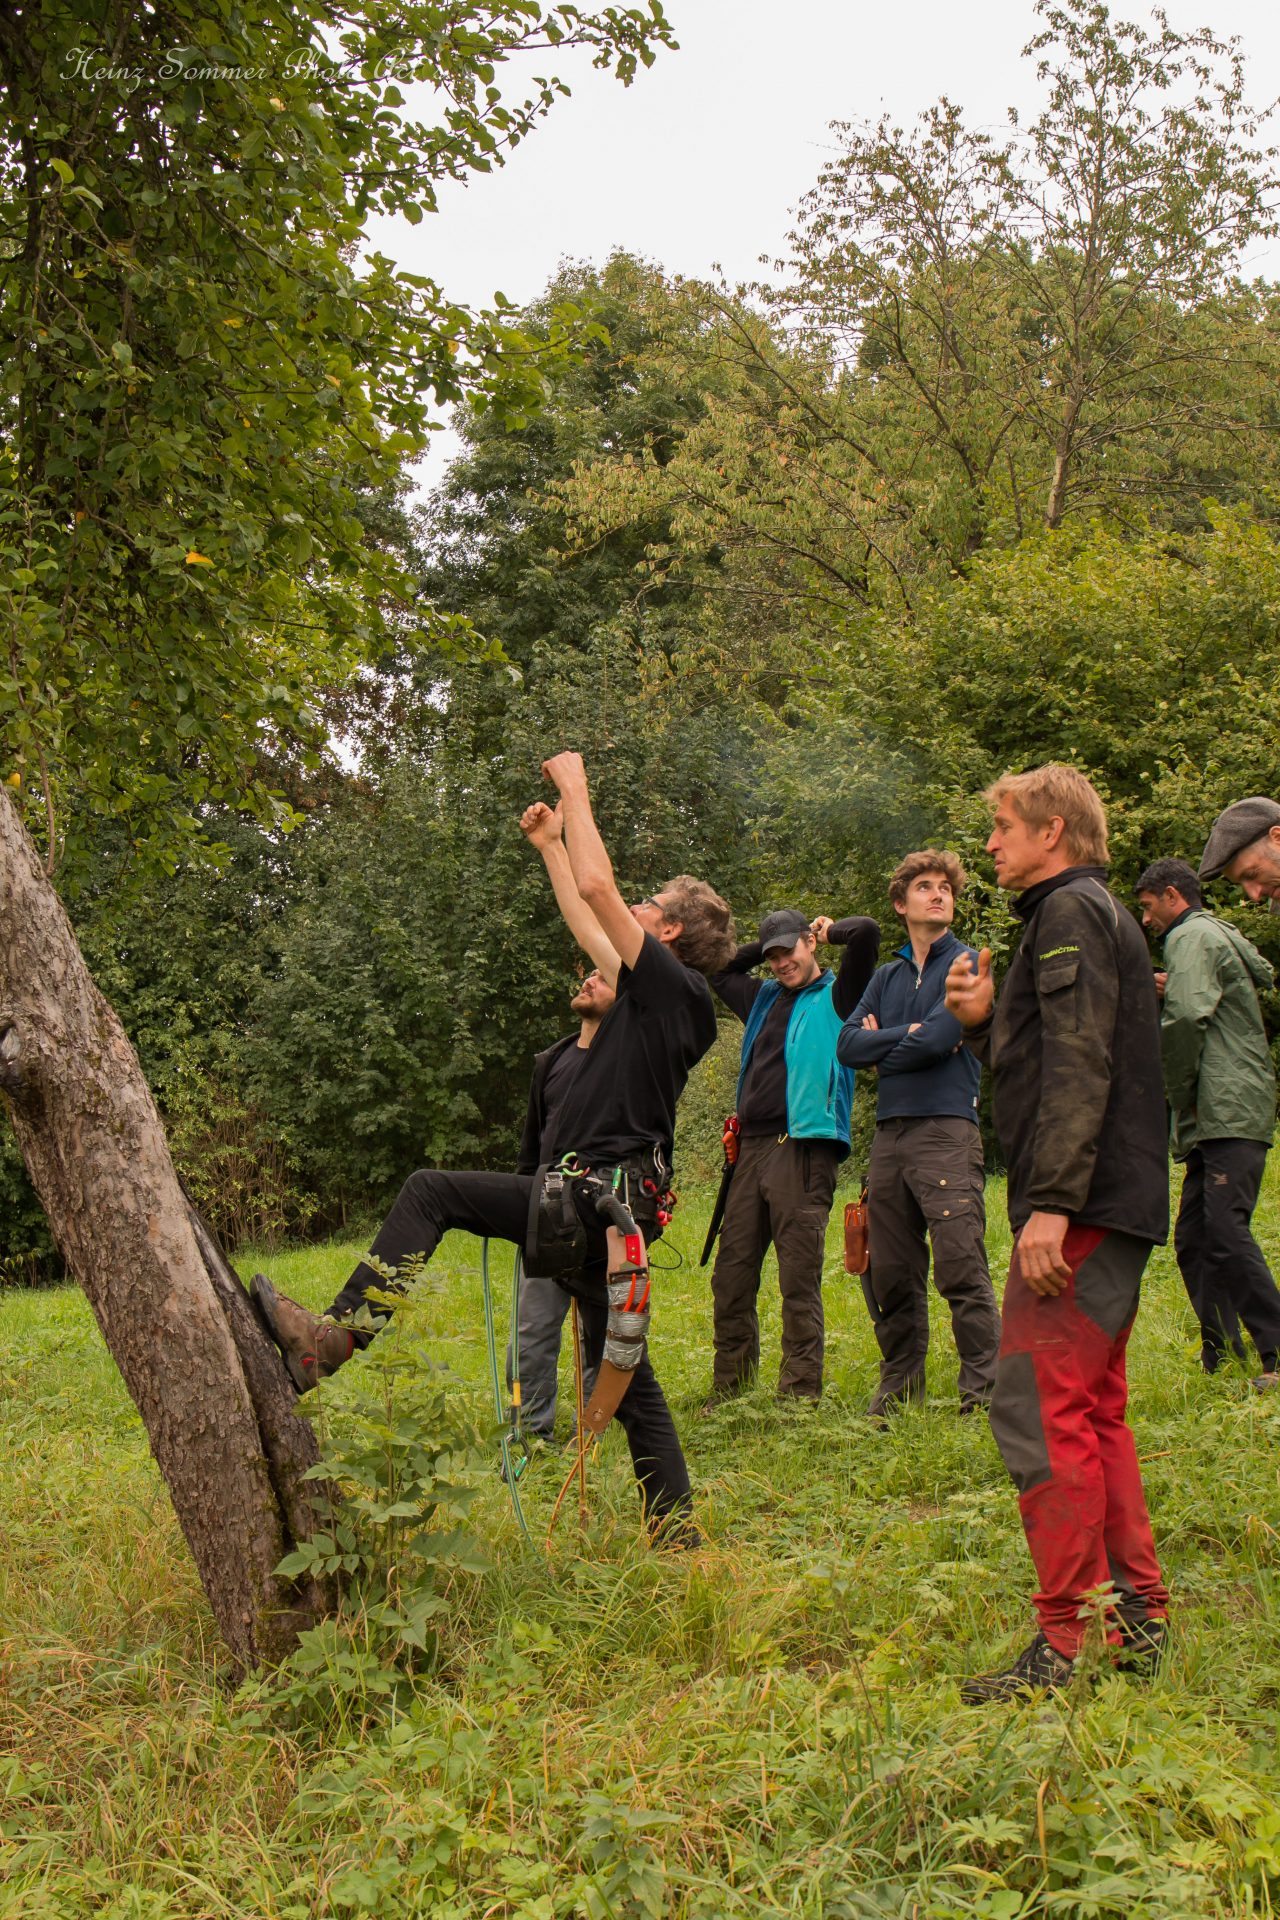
[983,764,1109,866]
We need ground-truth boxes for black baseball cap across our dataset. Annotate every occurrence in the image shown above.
[758,908,811,953]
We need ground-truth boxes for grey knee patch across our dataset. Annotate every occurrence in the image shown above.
[989,1351,1051,1493]
[1074,1233,1149,1339]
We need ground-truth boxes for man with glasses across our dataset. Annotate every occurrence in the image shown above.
[1137,856,1280,1386]
[253,752,736,1539]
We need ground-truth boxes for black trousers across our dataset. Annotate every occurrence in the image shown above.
[327,1168,693,1523]
[1173,1138,1280,1372]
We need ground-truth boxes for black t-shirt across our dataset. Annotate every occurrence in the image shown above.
[540,932,717,1168]
[539,1040,589,1156]
[737,994,793,1134]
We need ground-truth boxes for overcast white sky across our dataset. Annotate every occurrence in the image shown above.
[362,0,1280,482]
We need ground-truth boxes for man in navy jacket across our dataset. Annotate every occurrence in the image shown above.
[708,907,880,1402]
[838,851,1000,1416]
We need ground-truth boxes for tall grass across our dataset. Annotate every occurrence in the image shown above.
[3,1164,1280,1917]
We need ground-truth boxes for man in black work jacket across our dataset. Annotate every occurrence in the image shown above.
[945,763,1170,1703]
[252,752,736,1539]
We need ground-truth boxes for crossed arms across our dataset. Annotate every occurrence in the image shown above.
[837,966,965,1074]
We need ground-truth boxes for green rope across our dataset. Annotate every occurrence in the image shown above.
[510,1246,524,1423]
[481,1238,531,1541]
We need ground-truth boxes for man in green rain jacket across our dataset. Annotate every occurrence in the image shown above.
[1137,859,1280,1386]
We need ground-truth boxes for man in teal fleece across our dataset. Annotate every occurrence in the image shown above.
[706,906,879,1403]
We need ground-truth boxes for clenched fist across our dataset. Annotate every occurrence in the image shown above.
[519,801,562,850]
[542,751,588,796]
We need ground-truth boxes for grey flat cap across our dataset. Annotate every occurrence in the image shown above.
[1198,797,1280,881]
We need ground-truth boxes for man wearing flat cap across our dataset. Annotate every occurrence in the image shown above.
[705,905,880,1404]
[1199,797,1280,910]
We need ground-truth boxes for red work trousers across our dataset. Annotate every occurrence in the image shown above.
[988,1224,1169,1657]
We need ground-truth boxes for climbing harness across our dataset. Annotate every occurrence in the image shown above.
[482,1152,677,1547]
[542,1158,666,1545]
[526,1160,588,1278]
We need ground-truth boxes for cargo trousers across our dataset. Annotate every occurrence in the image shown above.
[864,1115,1000,1412]
[989,1223,1169,1657]
[709,1133,840,1399]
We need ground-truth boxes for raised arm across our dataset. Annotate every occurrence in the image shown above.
[817,914,882,1020]
[710,939,765,1023]
[542,752,644,971]
[519,800,622,985]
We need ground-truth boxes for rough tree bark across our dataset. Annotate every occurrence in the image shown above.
[0,788,333,1674]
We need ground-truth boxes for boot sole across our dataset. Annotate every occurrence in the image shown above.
[249,1273,310,1394]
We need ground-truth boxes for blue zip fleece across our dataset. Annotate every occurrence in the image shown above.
[736,969,854,1150]
[836,929,981,1123]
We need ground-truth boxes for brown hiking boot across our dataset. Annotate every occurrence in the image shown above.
[250,1273,354,1392]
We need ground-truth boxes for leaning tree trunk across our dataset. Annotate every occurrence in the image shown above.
[0,788,333,1674]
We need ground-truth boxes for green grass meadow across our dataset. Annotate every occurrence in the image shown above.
[4,1166,1280,1918]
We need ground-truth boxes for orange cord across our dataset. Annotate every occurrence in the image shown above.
[545,1302,591,1549]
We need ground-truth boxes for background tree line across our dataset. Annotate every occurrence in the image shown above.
[4,0,1279,1281]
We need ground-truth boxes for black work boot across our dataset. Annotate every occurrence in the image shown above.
[867,1374,925,1421]
[960,1634,1076,1705]
[1114,1611,1169,1676]
[251,1273,355,1392]
[650,1507,703,1552]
